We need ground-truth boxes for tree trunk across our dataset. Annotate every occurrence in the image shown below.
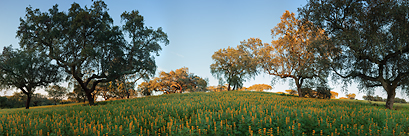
[295,78,304,97]
[126,89,130,99]
[25,94,31,109]
[85,89,95,105]
[297,87,303,97]
[385,89,396,109]
[124,80,130,99]
[227,83,231,91]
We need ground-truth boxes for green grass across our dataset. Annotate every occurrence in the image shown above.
[0,91,408,136]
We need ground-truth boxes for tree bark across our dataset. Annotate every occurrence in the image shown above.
[295,78,304,97]
[227,83,231,91]
[85,89,95,105]
[179,85,183,93]
[385,89,396,109]
[25,94,31,109]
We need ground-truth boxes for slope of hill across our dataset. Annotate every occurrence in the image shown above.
[0,91,408,135]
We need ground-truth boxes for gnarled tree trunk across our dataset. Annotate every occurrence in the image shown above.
[381,79,398,110]
[385,89,396,110]
[295,77,304,97]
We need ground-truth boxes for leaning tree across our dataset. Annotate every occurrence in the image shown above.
[17,1,168,105]
[299,0,409,109]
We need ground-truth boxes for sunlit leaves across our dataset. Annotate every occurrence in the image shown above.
[210,45,258,91]
[244,11,329,97]
[138,67,208,95]
[248,84,272,92]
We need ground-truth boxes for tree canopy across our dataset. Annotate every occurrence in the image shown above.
[210,45,258,91]
[242,11,330,97]
[17,1,169,105]
[346,93,356,100]
[299,0,409,109]
[248,84,272,92]
[0,46,61,109]
[45,85,68,105]
[138,67,208,95]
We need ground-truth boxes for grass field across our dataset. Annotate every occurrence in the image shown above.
[0,91,408,136]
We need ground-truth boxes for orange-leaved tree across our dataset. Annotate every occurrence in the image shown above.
[210,46,258,91]
[346,93,356,100]
[330,91,339,99]
[248,84,272,92]
[138,67,207,95]
[242,11,330,97]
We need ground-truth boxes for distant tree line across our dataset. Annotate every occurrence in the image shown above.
[0,92,75,109]
[363,95,406,103]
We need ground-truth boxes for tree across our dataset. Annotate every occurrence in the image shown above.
[330,91,339,99]
[346,93,356,100]
[137,78,160,96]
[315,87,332,99]
[248,84,272,92]
[210,45,258,91]
[394,98,406,103]
[138,67,208,95]
[0,46,61,109]
[119,70,150,99]
[299,0,409,109]
[206,85,228,92]
[45,85,68,105]
[285,89,298,95]
[67,81,88,103]
[101,80,137,99]
[243,11,329,97]
[17,1,168,105]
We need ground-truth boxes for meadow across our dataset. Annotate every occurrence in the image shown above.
[0,91,408,136]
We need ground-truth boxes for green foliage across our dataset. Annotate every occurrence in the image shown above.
[17,1,169,105]
[363,95,407,103]
[96,80,137,100]
[300,87,332,99]
[45,85,68,105]
[0,92,55,109]
[210,45,258,91]
[299,0,409,109]
[66,81,88,103]
[0,46,62,109]
[0,96,20,109]
[0,91,408,135]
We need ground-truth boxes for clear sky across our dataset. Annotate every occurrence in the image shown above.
[0,0,407,101]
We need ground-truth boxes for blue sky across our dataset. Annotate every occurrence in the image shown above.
[0,0,407,100]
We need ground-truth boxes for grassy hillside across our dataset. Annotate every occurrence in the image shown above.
[0,91,408,136]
